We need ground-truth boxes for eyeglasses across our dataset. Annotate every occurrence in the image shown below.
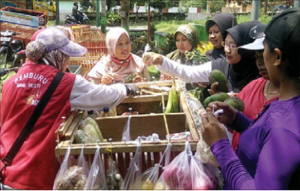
[222,42,238,50]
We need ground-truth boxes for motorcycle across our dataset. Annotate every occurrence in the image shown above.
[0,30,24,69]
[65,12,89,25]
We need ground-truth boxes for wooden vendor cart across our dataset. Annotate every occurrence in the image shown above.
[0,6,47,48]
[55,80,205,178]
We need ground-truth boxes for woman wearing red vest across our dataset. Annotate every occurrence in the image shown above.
[0,28,138,190]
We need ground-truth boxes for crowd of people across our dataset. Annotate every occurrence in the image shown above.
[0,7,299,190]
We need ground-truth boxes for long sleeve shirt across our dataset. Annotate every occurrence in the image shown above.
[211,95,300,189]
[157,56,242,92]
[70,75,127,111]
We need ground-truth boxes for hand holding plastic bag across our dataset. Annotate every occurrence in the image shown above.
[196,135,219,167]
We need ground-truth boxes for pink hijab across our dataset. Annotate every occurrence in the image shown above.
[89,27,146,82]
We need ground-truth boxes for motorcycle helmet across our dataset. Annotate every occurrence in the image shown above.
[74,2,78,6]
[11,39,23,53]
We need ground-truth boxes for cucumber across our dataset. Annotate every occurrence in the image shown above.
[224,97,245,111]
[209,69,228,92]
[204,92,230,108]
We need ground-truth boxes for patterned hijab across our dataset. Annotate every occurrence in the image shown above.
[26,41,69,72]
[167,24,200,65]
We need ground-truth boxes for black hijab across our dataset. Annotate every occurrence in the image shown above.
[226,21,261,91]
[206,13,238,60]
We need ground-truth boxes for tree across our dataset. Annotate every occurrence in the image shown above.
[119,0,130,31]
[131,0,148,20]
[181,0,206,8]
[150,0,173,13]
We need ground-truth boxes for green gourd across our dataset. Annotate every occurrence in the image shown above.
[209,69,229,93]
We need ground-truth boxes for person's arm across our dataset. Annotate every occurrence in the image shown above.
[228,111,253,133]
[70,75,127,110]
[156,56,212,83]
[211,127,300,189]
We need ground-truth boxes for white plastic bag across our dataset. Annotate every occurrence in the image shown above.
[196,135,219,167]
[85,146,107,189]
[53,145,89,189]
[121,115,132,142]
[121,138,142,189]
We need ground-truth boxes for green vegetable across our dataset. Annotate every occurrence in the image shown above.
[224,97,245,111]
[204,92,230,108]
[80,117,104,142]
[164,86,179,113]
[209,70,228,92]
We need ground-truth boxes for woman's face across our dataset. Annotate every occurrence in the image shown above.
[208,24,223,49]
[224,34,241,64]
[176,32,192,54]
[115,33,131,60]
[255,50,269,80]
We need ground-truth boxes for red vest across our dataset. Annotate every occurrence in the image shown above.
[0,62,75,189]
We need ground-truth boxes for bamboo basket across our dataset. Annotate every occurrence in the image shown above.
[55,80,203,177]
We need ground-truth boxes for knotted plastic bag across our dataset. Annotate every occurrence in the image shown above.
[121,138,142,190]
[53,145,89,189]
[85,146,107,189]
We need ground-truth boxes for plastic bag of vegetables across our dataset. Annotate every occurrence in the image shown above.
[190,153,216,190]
[121,138,142,190]
[141,142,172,190]
[85,146,107,190]
[196,135,219,167]
[162,141,217,190]
[78,117,104,142]
[153,142,172,190]
[53,145,90,189]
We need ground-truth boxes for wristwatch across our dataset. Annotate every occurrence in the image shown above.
[125,85,133,96]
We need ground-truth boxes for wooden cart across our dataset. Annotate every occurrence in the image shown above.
[55,80,204,176]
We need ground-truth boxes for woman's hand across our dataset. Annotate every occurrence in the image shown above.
[142,52,163,67]
[132,75,143,83]
[207,82,219,95]
[196,82,210,88]
[101,73,115,85]
[200,111,228,147]
[206,101,238,125]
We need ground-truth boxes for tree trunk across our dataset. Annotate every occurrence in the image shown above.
[101,0,107,17]
[264,0,268,13]
[120,0,130,31]
[107,0,112,11]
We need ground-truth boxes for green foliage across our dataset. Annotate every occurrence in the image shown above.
[79,0,90,10]
[209,0,226,13]
[181,0,205,8]
[152,32,176,55]
[154,20,206,34]
[258,14,273,24]
[106,11,121,26]
[150,0,173,11]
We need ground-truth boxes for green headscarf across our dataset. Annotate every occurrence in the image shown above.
[167,24,202,65]
[175,24,198,48]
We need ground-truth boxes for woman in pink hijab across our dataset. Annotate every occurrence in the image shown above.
[88,27,150,84]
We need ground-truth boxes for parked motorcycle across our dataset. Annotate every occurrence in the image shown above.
[65,12,89,25]
[0,30,24,69]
